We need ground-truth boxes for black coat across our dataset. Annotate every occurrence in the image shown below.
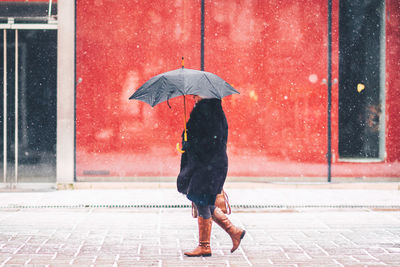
[177,98,228,195]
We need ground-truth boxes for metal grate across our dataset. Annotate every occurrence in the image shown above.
[1,204,400,209]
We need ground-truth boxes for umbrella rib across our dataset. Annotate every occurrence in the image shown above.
[203,74,221,98]
[130,76,159,100]
[153,76,168,106]
[137,73,163,92]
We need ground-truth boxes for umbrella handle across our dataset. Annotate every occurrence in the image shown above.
[183,95,188,142]
[176,143,185,154]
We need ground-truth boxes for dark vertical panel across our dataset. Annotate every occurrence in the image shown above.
[17,30,57,181]
[339,0,384,158]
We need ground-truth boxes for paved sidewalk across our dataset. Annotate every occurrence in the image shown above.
[0,207,400,266]
[0,183,399,266]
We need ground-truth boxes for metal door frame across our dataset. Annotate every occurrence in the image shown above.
[1,19,57,185]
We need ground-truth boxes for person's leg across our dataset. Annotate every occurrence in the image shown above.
[184,205,212,257]
[212,207,245,253]
[197,205,212,219]
[209,205,216,215]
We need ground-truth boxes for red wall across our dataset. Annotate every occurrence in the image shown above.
[76,0,400,179]
[386,0,400,163]
[0,0,57,2]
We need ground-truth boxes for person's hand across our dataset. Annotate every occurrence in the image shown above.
[182,141,188,150]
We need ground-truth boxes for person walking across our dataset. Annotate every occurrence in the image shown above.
[177,95,245,257]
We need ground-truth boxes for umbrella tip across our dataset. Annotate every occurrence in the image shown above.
[181,57,184,68]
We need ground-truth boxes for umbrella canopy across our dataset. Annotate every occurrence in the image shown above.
[129,65,239,146]
[129,67,239,107]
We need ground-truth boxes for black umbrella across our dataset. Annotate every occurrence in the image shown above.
[129,63,239,106]
[129,59,239,144]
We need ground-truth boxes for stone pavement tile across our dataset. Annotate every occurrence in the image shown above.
[0,245,21,254]
[35,245,61,255]
[78,245,101,254]
[352,253,386,263]
[47,262,76,267]
[53,254,76,261]
[21,254,54,265]
[0,255,13,266]
[376,253,400,263]
[3,255,30,265]
[118,260,148,266]
[327,255,376,265]
[285,252,315,261]
[17,245,41,254]
[71,256,97,265]
[296,264,341,267]
[351,263,388,267]
[364,247,388,256]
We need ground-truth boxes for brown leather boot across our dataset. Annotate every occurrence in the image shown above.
[184,216,212,257]
[212,207,245,253]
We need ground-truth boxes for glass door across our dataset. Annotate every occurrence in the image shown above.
[1,28,57,184]
[338,0,386,160]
